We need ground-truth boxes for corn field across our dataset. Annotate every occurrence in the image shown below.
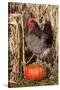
[8,2,58,87]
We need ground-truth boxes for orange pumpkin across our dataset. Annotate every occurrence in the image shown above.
[24,64,48,80]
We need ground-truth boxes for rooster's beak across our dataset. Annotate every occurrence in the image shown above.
[35,19,44,30]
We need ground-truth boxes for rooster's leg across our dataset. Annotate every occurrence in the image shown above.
[36,56,43,65]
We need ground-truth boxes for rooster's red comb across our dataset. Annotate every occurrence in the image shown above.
[27,18,36,32]
[28,18,35,25]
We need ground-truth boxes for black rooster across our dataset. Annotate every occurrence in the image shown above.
[25,17,53,64]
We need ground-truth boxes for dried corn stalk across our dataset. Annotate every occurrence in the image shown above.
[21,13,26,68]
[8,14,21,83]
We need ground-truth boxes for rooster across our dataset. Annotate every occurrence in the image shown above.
[25,17,53,65]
